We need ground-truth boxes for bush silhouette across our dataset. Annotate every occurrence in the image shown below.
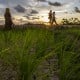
[4,8,13,29]
[61,18,80,25]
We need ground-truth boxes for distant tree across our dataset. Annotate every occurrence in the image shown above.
[4,8,13,30]
[73,18,80,24]
[61,18,70,25]
[61,18,80,25]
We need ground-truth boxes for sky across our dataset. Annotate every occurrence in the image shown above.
[0,0,80,24]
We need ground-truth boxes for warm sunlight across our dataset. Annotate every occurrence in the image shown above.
[41,16,49,23]
[0,0,80,80]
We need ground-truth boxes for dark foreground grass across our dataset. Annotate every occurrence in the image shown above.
[54,28,80,80]
[0,28,54,80]
[0,27,80,80]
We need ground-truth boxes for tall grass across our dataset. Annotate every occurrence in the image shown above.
[0,28,54,80]
[54,28,80,80]
[0,27,80,80]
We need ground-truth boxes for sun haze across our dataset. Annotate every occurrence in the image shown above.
[0,0,80,24]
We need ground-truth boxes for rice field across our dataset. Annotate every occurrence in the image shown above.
[0,26,80,80]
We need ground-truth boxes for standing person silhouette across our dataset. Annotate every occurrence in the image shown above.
[48,10,52,25]
[52,12,58,25]
[4,8,13,29]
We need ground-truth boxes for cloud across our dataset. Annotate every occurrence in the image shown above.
[23,15,39,20]
[14,5,26,13]
[31,10,39,14]
[23,14,33,20]
[23,16,31,20]
[48,2,62,7]
[23,11,39,20]
[23,9,39,20]
[37,0,46,2]
[74,7,80,13]
[0,4,6,8]
[32,17,39,20]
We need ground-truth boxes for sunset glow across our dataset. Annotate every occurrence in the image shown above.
[0,0,80,24]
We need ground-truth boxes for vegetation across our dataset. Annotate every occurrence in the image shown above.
[0,28,54,80]
[61,18,80,25]
[54,28,80,80]
[0,27,80,80]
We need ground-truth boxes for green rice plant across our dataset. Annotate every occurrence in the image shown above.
[0,28,55,80]
[54,28,80,80]
[0,27,80,80]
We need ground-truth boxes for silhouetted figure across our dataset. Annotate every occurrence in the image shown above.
[48,10,52,25]
[4,8,13,29]
[52,12,58,25]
